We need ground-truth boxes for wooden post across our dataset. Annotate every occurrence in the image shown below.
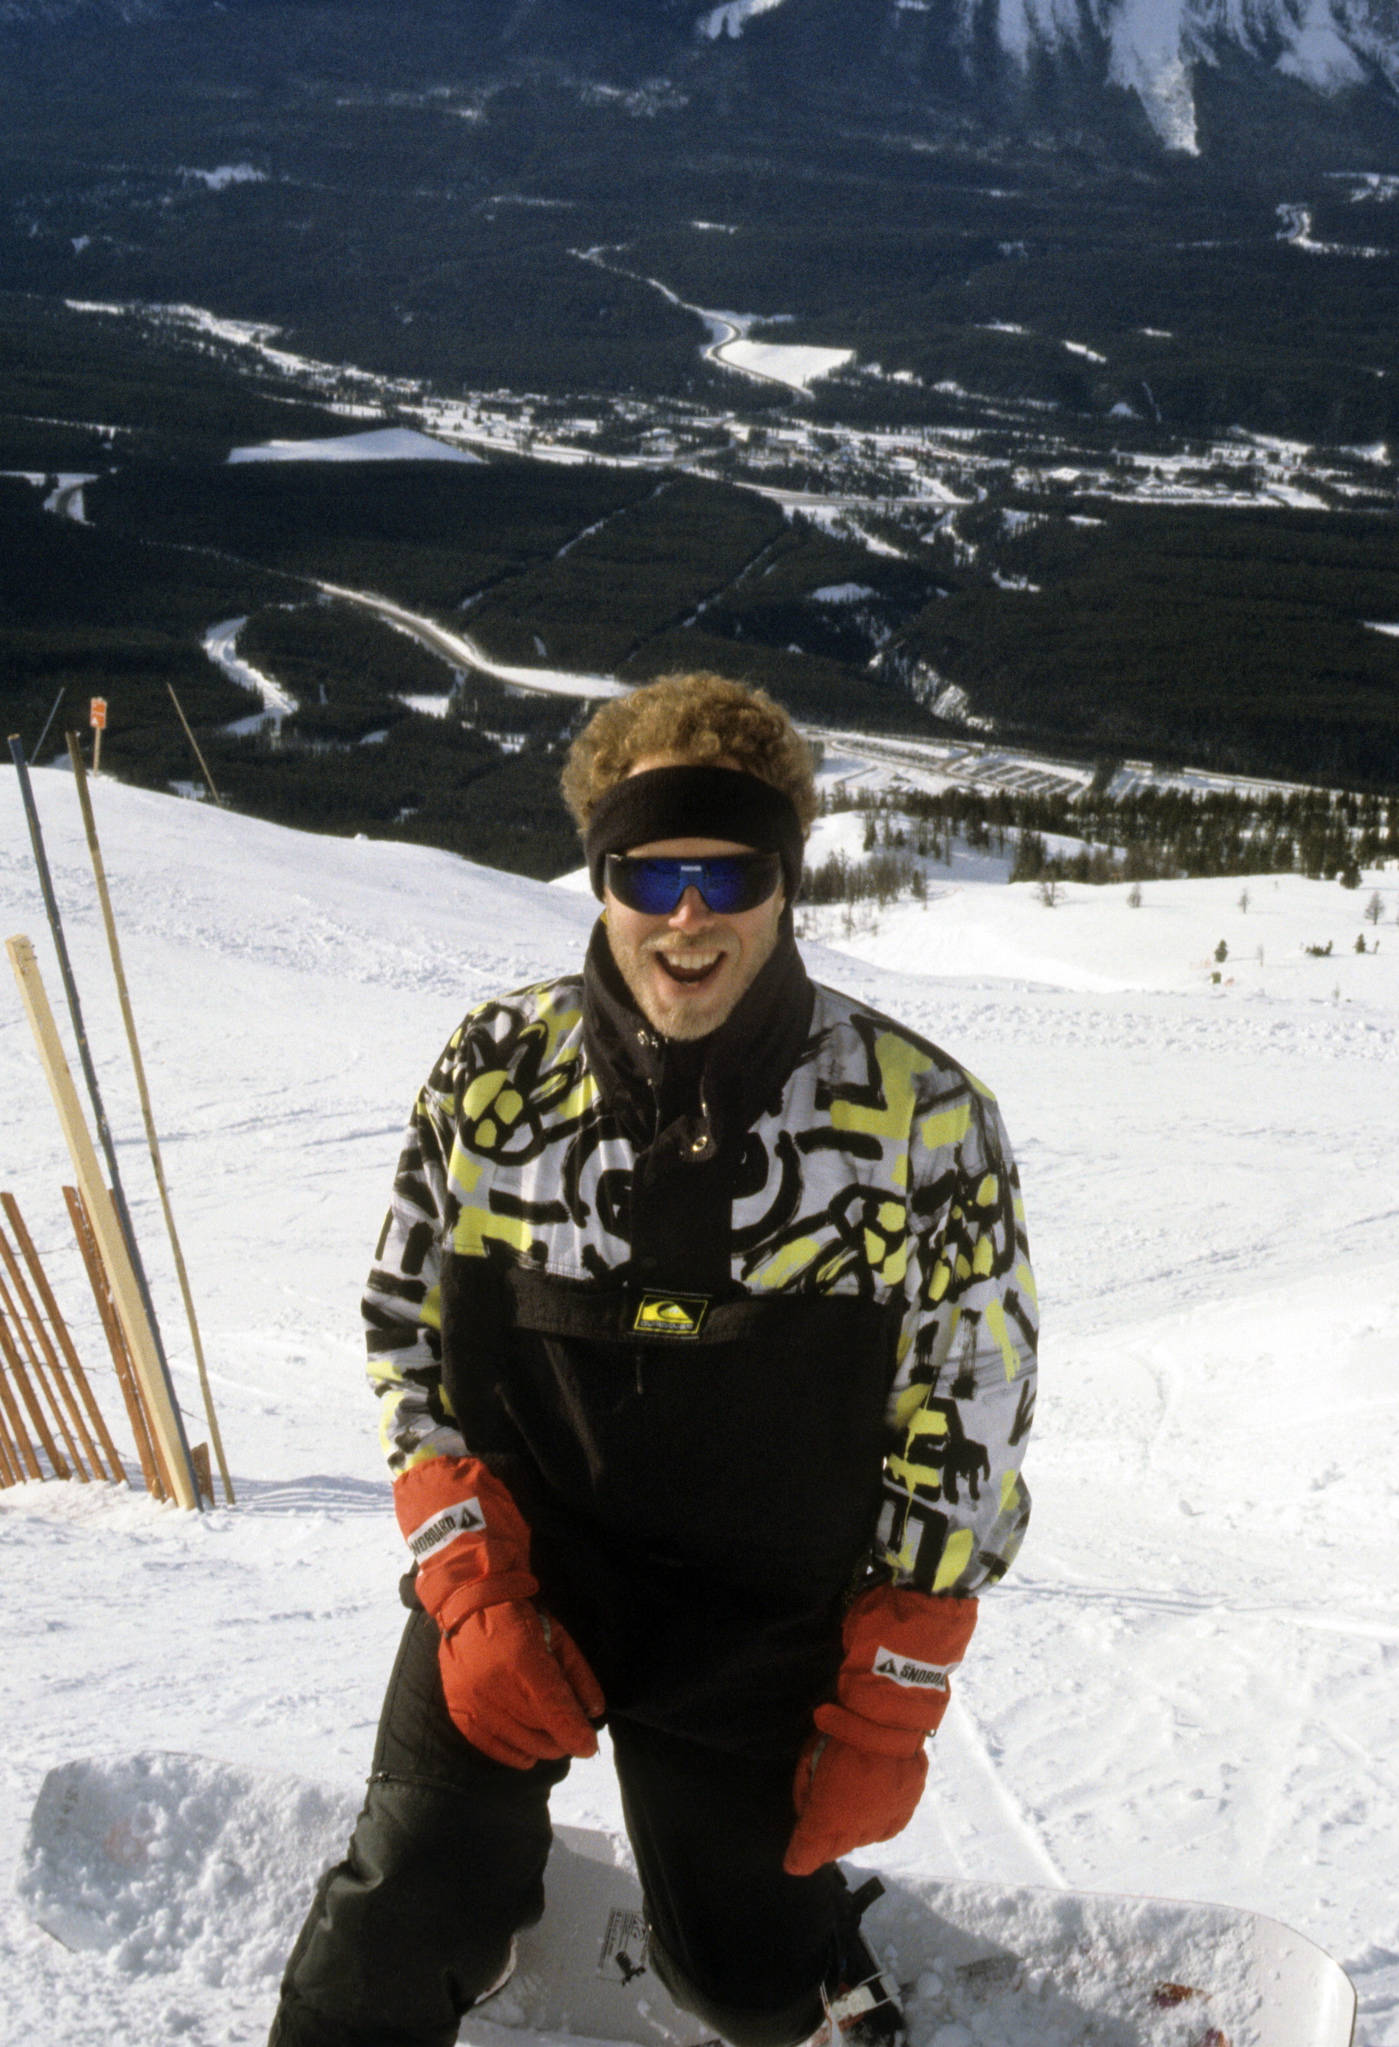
[64,1186,163,1501]
[65,736,234,1506]
[6,738,196,1505]
[166,685,225,807]
[2,1193,127,1486]
[5,938,198,1509]
[32,686,65,764]
[191,1441,215,1507]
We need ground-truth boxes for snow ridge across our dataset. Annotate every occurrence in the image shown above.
[695,0,1397,151]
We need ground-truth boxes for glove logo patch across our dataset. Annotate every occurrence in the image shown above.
[406,1497,486,1562]
[631,1291,711,1339]
[873,1647,952,1691]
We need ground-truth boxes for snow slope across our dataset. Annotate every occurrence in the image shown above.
[227,426,484,465]
[711,339,856,390]
[1,769,1396,2044]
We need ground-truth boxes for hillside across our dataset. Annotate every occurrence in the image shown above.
[4,0,1399,819]
[0,766,1396,2042]
[5,292,1398,837]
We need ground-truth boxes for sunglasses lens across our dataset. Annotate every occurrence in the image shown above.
[612,860,687,914]
[699,857,778,912]
[606,855,781,915]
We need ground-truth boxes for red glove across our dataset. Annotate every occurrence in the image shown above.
[784,1585,978,1877]
[395,1456,604,1769]
[438,1598,605,1768]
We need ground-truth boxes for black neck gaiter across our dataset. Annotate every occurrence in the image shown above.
[582,918,815,1160]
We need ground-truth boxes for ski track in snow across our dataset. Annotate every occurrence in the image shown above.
[1,769,1396,2043]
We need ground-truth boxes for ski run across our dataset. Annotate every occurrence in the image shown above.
[0,766,1396,2045]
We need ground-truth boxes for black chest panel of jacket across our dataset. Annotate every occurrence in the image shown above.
[437,929,900,1756]
[441,1256,900,1754]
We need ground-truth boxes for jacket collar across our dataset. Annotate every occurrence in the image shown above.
[582,917,815,1158]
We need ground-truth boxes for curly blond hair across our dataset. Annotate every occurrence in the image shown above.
[561,674,817,833]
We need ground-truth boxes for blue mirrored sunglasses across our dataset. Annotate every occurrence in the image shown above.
[604,852,783,916]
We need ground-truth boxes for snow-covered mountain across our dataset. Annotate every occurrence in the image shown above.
[3,0,1397,154]
[696,0,1399,150]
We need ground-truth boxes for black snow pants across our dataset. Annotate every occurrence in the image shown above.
[268,1608,845,2047]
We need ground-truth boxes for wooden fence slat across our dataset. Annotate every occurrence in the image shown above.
[0,1263,87,1479]
[1,1194,126,1485]
[0,1287,68,1478]
[0,1216,102,1478]
[0,1308,43,1480]
[64,1186,165,1502]
[0,1400,20,1485]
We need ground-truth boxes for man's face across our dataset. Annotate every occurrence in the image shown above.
[602,757,786,1040]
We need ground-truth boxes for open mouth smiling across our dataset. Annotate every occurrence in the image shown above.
[655,950,724,987]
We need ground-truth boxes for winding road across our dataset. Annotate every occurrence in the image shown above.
[313,581,628,701]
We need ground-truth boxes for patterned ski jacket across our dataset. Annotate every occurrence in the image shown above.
[365,924,1037,1755]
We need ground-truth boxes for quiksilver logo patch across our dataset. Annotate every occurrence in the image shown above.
[873,1647,952,1691]
[631,1291,712,1339]
[406,1497,486,1562]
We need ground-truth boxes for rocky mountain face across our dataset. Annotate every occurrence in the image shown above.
[2,0,1397,160]
[690,0,1399,153]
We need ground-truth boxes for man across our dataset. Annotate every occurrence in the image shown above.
[270,673,1036,2047]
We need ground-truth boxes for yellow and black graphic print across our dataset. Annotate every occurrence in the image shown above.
[364,975,1037,1601]
[738,1169,909,1296]
[454,989,595,1166]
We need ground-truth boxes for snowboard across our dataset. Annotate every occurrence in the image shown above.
[18,1754,1357,2047]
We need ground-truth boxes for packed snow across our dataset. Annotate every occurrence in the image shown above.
[14,1756,1352,2047]
[396,693,455,718]
[1,768,1396,2044]
[179,166,268,193]
[202,618,296,731]
[711,339,855,391]
[697,0,790,37]
[42,474,98,523]
[570,248,852,399]
[204,593,622,721]
[227,427,483,465]
[1276,205,1390,259]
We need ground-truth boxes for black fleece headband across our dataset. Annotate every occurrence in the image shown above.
[585,765,804,904]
